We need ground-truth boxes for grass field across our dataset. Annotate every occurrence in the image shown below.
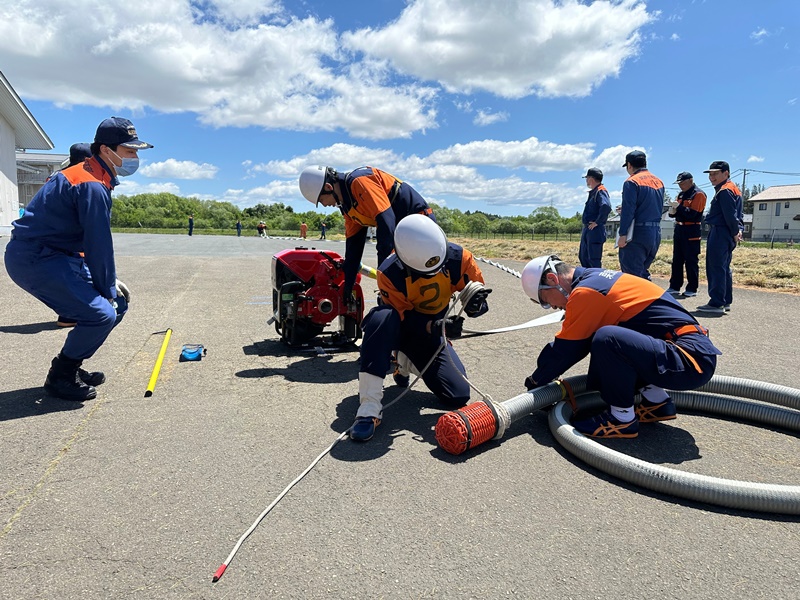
[449,237,800,295]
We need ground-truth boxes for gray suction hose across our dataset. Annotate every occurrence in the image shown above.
[548,375,800,515]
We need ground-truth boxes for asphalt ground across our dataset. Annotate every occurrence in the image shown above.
[1,233,798,600]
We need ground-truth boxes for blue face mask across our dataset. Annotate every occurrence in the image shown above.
[110,149,139,177]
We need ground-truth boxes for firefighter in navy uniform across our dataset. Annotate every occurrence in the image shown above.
[298,165,435,301]
[666,172,707,297]
[4,117,152,401]
[578,167,612,268]
[617,150,666,280]
[521,255,720,439]
[348,215,491,442]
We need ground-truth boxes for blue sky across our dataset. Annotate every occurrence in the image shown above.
[2,0,799,217]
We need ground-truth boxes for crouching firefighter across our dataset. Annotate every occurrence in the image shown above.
[350,215,492,442]
[520,255,721,439]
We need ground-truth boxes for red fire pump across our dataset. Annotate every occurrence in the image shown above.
[270,247,364,347]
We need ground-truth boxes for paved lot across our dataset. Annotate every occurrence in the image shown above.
[1,233,798,599]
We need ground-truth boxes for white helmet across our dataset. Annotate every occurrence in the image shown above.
[394,214,447,273]
[299,166,328,206]
[521,255,563,309]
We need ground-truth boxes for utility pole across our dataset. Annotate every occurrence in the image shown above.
[741,168,747,197]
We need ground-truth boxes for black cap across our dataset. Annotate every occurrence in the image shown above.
[94,117,153,149]
[68,143,92,167]
[674,171,693,183]
[582,167,603,181]
[703,160,730,173]
[622,150,647,168]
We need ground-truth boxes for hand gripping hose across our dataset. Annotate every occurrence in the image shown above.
[437,374,800,514]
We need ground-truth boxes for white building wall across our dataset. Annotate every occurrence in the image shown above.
[0,114,18,229]
[752,200,800,241]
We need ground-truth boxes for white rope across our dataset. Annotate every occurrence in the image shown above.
[213,266,516,581]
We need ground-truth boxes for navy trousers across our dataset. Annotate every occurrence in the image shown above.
[619,225,661,280]
[360,304,469,407]
[586,325,716,409]
[578,228,604,268]
[669,228,701,293]
[706,226,735,308]
[5,240,124,360]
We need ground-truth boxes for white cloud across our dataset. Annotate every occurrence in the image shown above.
[789,98,797,106]
[473,110,509,126]
[115,180,183,196]
[0,1,437,139]
[747,155,765,163]
[670,33,680,41]
[141,158,219,179]
[244,136,644,215]
[750,28,769,42]
[342,0,655,98]
[427,136,595,172]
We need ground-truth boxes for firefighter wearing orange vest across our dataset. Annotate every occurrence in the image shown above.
[520,255,720,439]
[299,166,434,301]
[666,172,707,297]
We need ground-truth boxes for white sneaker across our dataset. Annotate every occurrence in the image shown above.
[665,288,681,295]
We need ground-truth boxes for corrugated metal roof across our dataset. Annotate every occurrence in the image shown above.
[750,184,800,202]
[0,71,53,150]
[16,151,69,166]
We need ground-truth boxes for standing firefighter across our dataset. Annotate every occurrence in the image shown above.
[579,167,612,268]
[666,172,707,297]
[617,150,665,280]
[349,215,491,442]
[299,165,435,302]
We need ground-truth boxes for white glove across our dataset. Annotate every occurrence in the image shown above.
[115,279,131,302]
[668,201,680,208]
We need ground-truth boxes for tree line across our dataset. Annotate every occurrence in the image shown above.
[111,184,766,235]
[110,192,587,235]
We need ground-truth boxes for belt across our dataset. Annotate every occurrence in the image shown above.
[388,181,401,203]
[676,222,701,226]
[665,323,708,341]
[635,221,661,227]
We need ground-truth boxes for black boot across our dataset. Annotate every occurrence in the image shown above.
[78,368,106,386]
[44,353,97,401]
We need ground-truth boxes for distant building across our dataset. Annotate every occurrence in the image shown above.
[749,184,800,242]
[0,70,54,232]
[605,209,675,241]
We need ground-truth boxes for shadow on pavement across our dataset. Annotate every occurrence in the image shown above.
[0,321,60,334]
[0,387,85,421]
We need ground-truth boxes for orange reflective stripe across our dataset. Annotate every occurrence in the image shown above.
[671,342,703,374]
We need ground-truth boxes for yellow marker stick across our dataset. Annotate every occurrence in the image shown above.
[359,263,378,280]
[145,328,172,397]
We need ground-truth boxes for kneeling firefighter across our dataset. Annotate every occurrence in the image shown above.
[350,215,492,442]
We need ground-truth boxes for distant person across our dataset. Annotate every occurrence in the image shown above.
[300,221,308,239]
[319,221,327,240]
[236,219,242,237]
[299,165,435,302]
[188,214,194,236]
[257,221,266,238]
[579,168,611,268]
[617,150,665,280]
[697,161,743,315]
[520,255,720,439]
[4,116,152,401]
[666,172,707,298]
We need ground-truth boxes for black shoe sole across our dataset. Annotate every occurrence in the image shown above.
[44,384,97,402]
